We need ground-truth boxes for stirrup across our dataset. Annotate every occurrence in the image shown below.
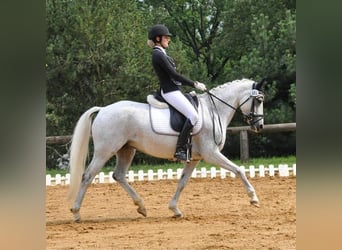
[174,149,188,161]
[174,144,192,162]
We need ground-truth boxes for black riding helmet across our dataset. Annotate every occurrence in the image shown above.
[148,24,172,43]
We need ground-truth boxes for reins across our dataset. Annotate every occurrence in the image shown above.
[206,90,247,116]
[206,91,224,146]
[205,89,263,146]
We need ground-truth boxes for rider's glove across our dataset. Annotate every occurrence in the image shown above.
[194,81,207,91]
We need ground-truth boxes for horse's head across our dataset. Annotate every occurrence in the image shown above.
[239,79,265,132]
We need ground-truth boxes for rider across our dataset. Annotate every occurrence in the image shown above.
[147,24,207,161]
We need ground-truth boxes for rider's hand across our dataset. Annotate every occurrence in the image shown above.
[194,81,207,91]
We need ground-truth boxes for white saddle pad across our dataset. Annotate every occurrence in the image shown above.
[149,102,203,136]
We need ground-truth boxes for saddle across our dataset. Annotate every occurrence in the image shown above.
[147,91,199,132]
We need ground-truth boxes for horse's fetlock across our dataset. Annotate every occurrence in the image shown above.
[113,172,126,183]
[133,199,144,207]
[70,207,80,213]
[81,173,92,183]
[113,172,125,182]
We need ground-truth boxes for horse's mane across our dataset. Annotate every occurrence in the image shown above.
[210,78,251,92]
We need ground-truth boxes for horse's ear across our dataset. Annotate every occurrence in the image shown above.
[255,78,267,91]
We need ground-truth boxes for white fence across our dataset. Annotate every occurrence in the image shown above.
[46,164,296,186]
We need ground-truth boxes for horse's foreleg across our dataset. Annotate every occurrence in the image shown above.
[169,161,199,218]
[204,152,259,207]
[113,145,147,217]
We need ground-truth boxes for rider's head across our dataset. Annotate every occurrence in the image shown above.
[147,24,172,48]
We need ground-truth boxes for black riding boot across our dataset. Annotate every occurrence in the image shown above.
[174,119,193,161]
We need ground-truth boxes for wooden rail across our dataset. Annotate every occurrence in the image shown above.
[46,123,296,162]
[227,122,296,134]
[227,123,296,162]
[46,135,73,145]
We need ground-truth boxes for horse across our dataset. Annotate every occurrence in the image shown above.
[67,78,265,222]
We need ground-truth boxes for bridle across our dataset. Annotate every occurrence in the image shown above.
[206,82,265,145]
[241,82,265,125]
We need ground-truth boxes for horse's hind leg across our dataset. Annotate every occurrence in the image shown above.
[71,155,110,222]
[169,160,199,218]
[112,144,147,217]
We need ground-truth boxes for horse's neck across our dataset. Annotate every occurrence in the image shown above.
[200,94,234,129]
[202,82,246,127]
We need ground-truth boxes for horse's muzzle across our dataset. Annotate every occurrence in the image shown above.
[251,124,263,133]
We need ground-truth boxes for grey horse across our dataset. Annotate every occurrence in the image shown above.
[68,78,265,222]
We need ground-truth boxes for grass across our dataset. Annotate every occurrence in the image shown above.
[46,155,296,176]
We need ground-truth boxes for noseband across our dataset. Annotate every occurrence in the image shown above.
[206,83,265,145]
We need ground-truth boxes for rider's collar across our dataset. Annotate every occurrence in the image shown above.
[153,46,166,55]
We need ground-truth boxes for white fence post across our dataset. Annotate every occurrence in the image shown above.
[279,164,289,177]
[200,167,207,178]
[249,165,255,178]
[138,170,144,181]
[210,167,217,178]
[220,168,226,179]
[65,173,70,185]
[55,174,62,185]
[128,170,134,182]
[46,174,51,186]
[148,169,154,181]
[157,169,164,180]
[167,169,173,179]
[259,165,265,177]
[268,164,275,176]
[293,164,296,176]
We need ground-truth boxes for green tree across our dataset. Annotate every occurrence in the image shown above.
[47,0,158,133]
[46,0,155,167]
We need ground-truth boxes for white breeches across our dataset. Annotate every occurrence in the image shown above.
[161,89,198,126]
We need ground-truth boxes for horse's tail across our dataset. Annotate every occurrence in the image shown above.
[67,106,102,202]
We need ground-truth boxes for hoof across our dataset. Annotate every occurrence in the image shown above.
[137,207,147,217]
[250,200,260,207]
[70,208,81,222]
[172,213,183,219]
[169,206,183,218]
